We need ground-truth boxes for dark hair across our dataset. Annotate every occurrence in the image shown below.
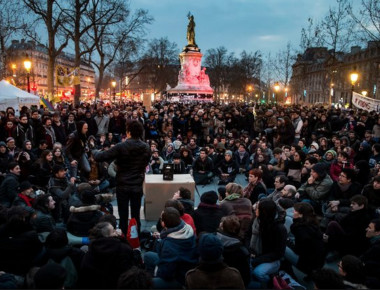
[178,187,191,200]
[220,215,240,235]
[350,195,368,208]
[340,255,366,284]
[373,143,380,153]
[8,161,19,171]
[164,199,184,216]
[89,222,113,240]
[338,151,349,159]
[341,168,355,181]
[273,148,283,155]
[370,218,380,231]
[99,214,117,229]
[305,156,318,165]
[126,120,144,139]
[293,202,319,226]
[45,228,69,249]
[278,198,294,209]
[258,199,277,234]
[311,268,345,289]
[275,175,288,184]
[117,266,153,289]
[33,194,53,214]
[249,168,263,179]
[161,207,181,228]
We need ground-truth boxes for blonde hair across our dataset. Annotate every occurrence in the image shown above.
[225,182,243,197]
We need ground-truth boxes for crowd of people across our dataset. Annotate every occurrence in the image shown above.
[0,101,380,289]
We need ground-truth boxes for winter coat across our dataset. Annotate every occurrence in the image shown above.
[362,185,380,218]
[290,219,325,274]
[78,237,135,289]
[155,221,198,285]
[48,177,76,201]
[52,122,67,146]
[329,160,354,181]
[298,174,333,202]
[0,172,19,207]
[66,205,103,237]
[0,223,43,275]
[65,130,87,162]
[328,181,362,208]
[93,138,150,187]
[192,203,224,234]
[94,115,109,136]
[361,237,380,279]
[217,231,251,286]
[31,209,56,233]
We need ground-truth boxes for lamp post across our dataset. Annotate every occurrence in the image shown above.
[350,72,358,108]
[111,80,117,103]
[274,82,280,104]
[23,55,32,93]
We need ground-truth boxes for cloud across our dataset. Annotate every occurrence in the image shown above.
[258,35,283,42]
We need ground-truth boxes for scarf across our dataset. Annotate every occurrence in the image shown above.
[224,193,241,201]
[337,182,351,192]
[17,193,34,207]
[243,179,264,198]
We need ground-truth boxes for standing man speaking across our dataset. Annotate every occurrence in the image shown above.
[93,120,150,234]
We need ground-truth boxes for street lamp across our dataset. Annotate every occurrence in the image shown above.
[24,55,32,93]
[111,80,117,103]
[350,71,358,108]
[274,82,280,103]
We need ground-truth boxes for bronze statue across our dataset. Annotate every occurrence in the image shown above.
[187,13,196,46]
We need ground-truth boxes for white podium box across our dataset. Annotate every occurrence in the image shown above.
[143,174,195,221]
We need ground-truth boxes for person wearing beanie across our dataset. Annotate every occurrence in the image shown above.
[185,233,245,289]
[172,153,186,174]
[192,191,224,234]
[295,162,333,214]
[144,207,197,288]
[322,149,337,169]
[162,143,175,163]
[309,141,319,152]
[216,150,239,185]
[12,180,35,213]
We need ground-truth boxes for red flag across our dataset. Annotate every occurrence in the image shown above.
[126,218,140,249]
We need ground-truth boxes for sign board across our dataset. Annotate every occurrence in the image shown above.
[352,92,380,112]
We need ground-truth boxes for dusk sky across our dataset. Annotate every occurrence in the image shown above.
[131,0,341,56]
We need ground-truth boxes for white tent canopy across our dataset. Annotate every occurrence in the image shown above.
[0,80,40,115]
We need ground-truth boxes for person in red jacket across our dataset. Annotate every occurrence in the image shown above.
[330,151,353,182]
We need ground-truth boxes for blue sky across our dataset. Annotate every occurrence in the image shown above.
[131,0,336,55]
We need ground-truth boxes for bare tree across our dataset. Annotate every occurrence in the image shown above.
[0,1,23,79]
[85,1,152,100]
[347,0,380,44]
[299,17,324,51]
[138,37,179,95]
[23,0,69,97]
[319,0,356,53]
[271,42,296,87]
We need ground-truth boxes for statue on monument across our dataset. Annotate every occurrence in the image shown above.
[187,13,196,47]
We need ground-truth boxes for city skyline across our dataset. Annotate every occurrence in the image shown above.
[131,0,341,55]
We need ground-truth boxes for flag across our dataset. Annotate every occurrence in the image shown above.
[41,97,54,111]
[126,218,140,249]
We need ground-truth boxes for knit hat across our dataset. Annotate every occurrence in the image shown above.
[310,141,319,150]
[6,137,14,143]
[325,149,337,158]
[18,181,33,192]
[0,141,6,147]
[360,141,371,150]
[200,191,218,205]
[34,263,67,289]
[311,163,327,177]
[225,150,233,156]
[199,233,223,263]
[173,140,182,150]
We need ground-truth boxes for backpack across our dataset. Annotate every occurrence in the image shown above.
[47,256,78,288]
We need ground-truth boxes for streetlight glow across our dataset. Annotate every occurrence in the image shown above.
[24,54,32,93]
[350,72,358,84]
[274,82,280,92]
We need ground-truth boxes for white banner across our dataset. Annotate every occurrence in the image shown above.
[352,92,380,112]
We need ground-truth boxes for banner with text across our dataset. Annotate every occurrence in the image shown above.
[352,92,380,112]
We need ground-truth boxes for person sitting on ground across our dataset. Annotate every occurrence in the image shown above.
[66,189,104,237]
[311,268,345,289]
[31,194,58,233]
[192,190,224,235]
[148,149,164,174]
[78,221,136,289]
[338,255,368,289]
[144,207,198,289]
[0,162,21,207]
[0,206,44,276]
[34,263,67,289]
[172,187,194,214]
[216,215,251,287]
[172,153,186,174]
[362,176,380,219]
[117,266,153,289]
[242,168,267,204]
[217,150,239,185]
[12,180,35,213]
[185,233,245,289]
[295,162,333,214]
[266,175,288,204]
[284,202,325,276]
[192,147,214,185]
[321,168,362,229]
[324,195,371,257]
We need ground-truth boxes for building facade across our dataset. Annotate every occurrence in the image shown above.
[5,39,95,99]
[290,41,380,106]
